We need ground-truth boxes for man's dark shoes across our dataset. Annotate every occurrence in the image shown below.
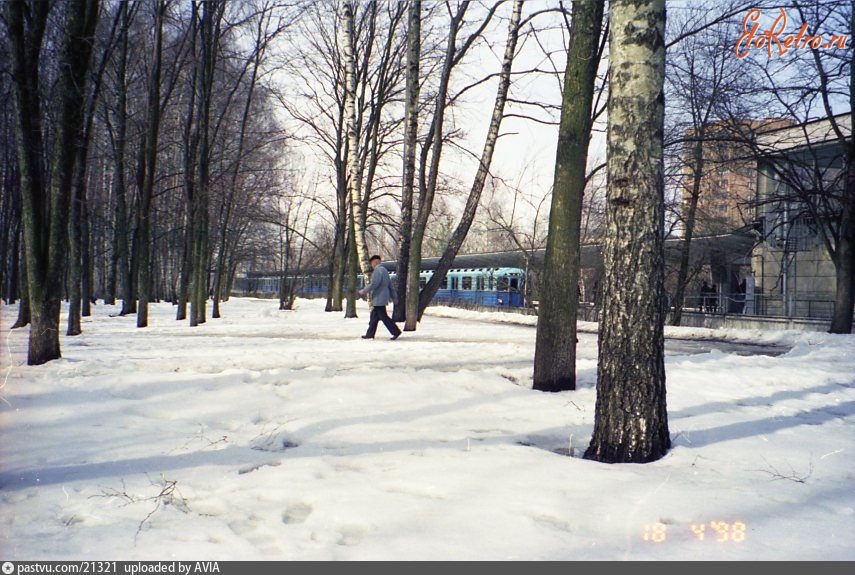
[390,332,401,340]
[361,335,373,339]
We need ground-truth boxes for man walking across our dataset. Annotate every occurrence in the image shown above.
[358,255,402,340]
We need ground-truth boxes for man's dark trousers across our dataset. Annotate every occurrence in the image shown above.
[366,305,401,338]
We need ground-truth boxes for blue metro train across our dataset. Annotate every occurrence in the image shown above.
[238,261,526,308]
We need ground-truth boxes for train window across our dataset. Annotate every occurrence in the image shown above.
[419,279,427,289]
[510,278,518,290]
[476,276,483,291]
[497,277,509,291]
[462,276,472,290]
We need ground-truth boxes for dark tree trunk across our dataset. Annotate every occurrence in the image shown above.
[81,197,93,315]
[670,136,704,326]
[212,22,262,319]
[137,0,165,329]
[344,214,358,319]
[585,0,670,464]
[176,221,193,320]
[394,0,420,323]
[830,183,854,334]
[67,5,116,330]
[325,221,344,312]
[532,0,604,392]
[12,251,30,329]
[7,222,22,305]
[190,0,222,327]
[108,0,132,312]
[326,189,347,312]
[829,19,854,335]
[176,12,198,322]
[66,158,84,335]
[6,0,100,364]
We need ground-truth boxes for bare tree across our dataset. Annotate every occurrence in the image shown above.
[483,176,549,307]
[66,3,122,335]
[735,0,853,333]
[278,0,405,314]
[393,0,421,322]
[188,0,225,326]
[5,0,100,364]
[135,0,167,328]
[406,0,518,329]
[664,5,758,326]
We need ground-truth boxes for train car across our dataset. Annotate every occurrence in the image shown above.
[236,265,526,308]
[409,267,524,307]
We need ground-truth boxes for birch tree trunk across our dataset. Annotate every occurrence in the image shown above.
[585,0,670,463]
[342,1,370,279]
[417,0,523,320]
[394,0,420,323]
[532,0,604,392]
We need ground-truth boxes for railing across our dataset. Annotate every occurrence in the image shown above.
[681,293,838,320]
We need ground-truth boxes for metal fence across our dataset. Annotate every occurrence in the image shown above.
[682,293,838,320]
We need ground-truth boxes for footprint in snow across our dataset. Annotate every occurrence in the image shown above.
[281,502,313,525]
[337,523,372,546]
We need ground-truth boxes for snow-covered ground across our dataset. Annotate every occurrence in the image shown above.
[1,297,853,560]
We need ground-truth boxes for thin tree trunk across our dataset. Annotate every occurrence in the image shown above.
[394,0,420,323]
[11,249,30,329]
[670,137,704,326]
[325,223,344,312]
[137,0,165,328]
[417,0,523,320]
[190,0,222,326]
[67,162,84,335]
[212,18,264,319]
[585,0,670,464]
[81,189,93,314]
[176,221,193,320]
[404,4,464,332]
[532,0,604,391]
[110,1,133,313]
[830,187,854,333]
[67,7,117,330]
[7,221,22,305]
[345,211,359,319]
[176,12,198,321]
[342,2,370,278]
